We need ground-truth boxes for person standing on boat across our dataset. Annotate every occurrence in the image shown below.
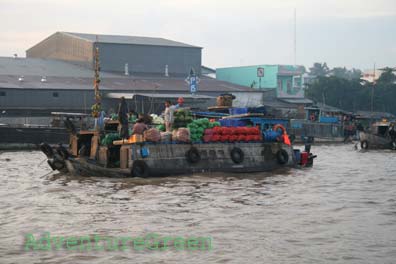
[175,97,184,109]
[118,97,129,139]
[164,100,175,132]
[132,118,148,135]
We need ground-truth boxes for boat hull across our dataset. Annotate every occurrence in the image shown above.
[41,142,314,178]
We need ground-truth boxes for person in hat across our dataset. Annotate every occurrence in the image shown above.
[175,97,184,109]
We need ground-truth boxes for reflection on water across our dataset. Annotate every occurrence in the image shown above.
[0,145,396,263]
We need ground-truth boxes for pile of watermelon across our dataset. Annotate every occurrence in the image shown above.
[187,118,221,142]
[203,126,262,143]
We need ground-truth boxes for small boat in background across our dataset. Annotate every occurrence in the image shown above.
[359,121,396,150]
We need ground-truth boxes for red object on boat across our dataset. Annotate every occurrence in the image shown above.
[300,151,309,166]
[213,126,222,135]
[203,135,212,143]
[212,134,220,142]
[204,128,214,135]
[238,135,246,142]
[220,135,229,142]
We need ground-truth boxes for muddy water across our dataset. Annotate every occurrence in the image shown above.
[0,145,395,264]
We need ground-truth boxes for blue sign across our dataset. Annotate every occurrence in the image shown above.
[190,76,197,93]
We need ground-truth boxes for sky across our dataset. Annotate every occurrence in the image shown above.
[1,0,395,71]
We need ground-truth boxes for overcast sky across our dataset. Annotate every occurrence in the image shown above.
[1,0,395,70]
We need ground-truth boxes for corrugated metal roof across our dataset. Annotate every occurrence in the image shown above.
[0,57,255,93]
[0,57,118,78]
[0,75,256,93]
[279,98,313,104]
[105,93,214,100]
[61,32,201,48]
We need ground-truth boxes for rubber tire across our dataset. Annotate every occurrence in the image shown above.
[276,149,289,165]
[186,147,201,164]
[131,160,149,178]
[361,140,369,150]
[40,142,54,158]
[47,159,64,171]
[56,145,70,159]
[230,147,244,164]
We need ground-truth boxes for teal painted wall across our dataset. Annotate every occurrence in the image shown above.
[216,65,278,89]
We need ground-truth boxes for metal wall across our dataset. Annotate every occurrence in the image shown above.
[97,43,201,76]
[0,88,94,115]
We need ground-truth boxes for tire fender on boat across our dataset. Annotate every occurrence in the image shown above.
[56,145,70,159]
[230,147,244,164]
[186,147,201,164]
[47,158,65,171]
[40,142,54,158]
[131,160,149,178]
[361,140,369,150]
[276,149,289,165]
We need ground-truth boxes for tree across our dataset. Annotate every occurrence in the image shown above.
[377,67,396,84]
[309,62,330,77]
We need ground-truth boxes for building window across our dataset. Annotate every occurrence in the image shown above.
[287,81,292,93]
[53,92,59,98]
[277,80,282,90]
[0,91,6,96]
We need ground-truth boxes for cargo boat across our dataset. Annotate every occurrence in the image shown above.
[39,126,316,178]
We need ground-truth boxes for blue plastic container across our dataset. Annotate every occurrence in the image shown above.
[219,119,248,127]
[140,147,150,158]
[293,149,301,163]
[229,108,248,115]
[263,130,281,142]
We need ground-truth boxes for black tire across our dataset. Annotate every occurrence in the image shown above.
[361,140,369,150]
[186,147,201,163]
[230,147,244,164]
[56,145,70,159]
[47,159,64,171]
[40,142,54,158]
[276,149,289,165]
[131,160,149,178]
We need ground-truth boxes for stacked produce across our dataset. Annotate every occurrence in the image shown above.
[144,128,161,142]
[203,126,262,143]
[174,128,190,143]
[160,132,172,142]
[157,124,166,132]
[187,118,221,142]
[101,133,121,145]
[173,109,193,129]
[150,114,164,124]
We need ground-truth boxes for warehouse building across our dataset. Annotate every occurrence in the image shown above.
[0,32,262,122]
[26,32,202,76]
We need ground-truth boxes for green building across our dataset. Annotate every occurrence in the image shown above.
[216,65,307,98]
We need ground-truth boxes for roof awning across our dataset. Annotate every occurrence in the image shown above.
[104,93,215,100]
[279,98,313,104]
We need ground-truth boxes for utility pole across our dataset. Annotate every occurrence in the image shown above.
[294,8,297,66]
[371,63,375,123]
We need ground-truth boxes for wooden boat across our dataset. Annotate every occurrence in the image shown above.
[359,121,396,150]
[39,130,316,178]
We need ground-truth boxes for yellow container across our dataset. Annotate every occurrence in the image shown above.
[129,134,144,143]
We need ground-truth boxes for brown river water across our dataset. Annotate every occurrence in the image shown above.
[0,144,395,264]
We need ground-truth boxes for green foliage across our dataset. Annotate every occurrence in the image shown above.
[187,118,220,142]
[306,71,396,114]
[173,109,193,129]
[101,133,121,145]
